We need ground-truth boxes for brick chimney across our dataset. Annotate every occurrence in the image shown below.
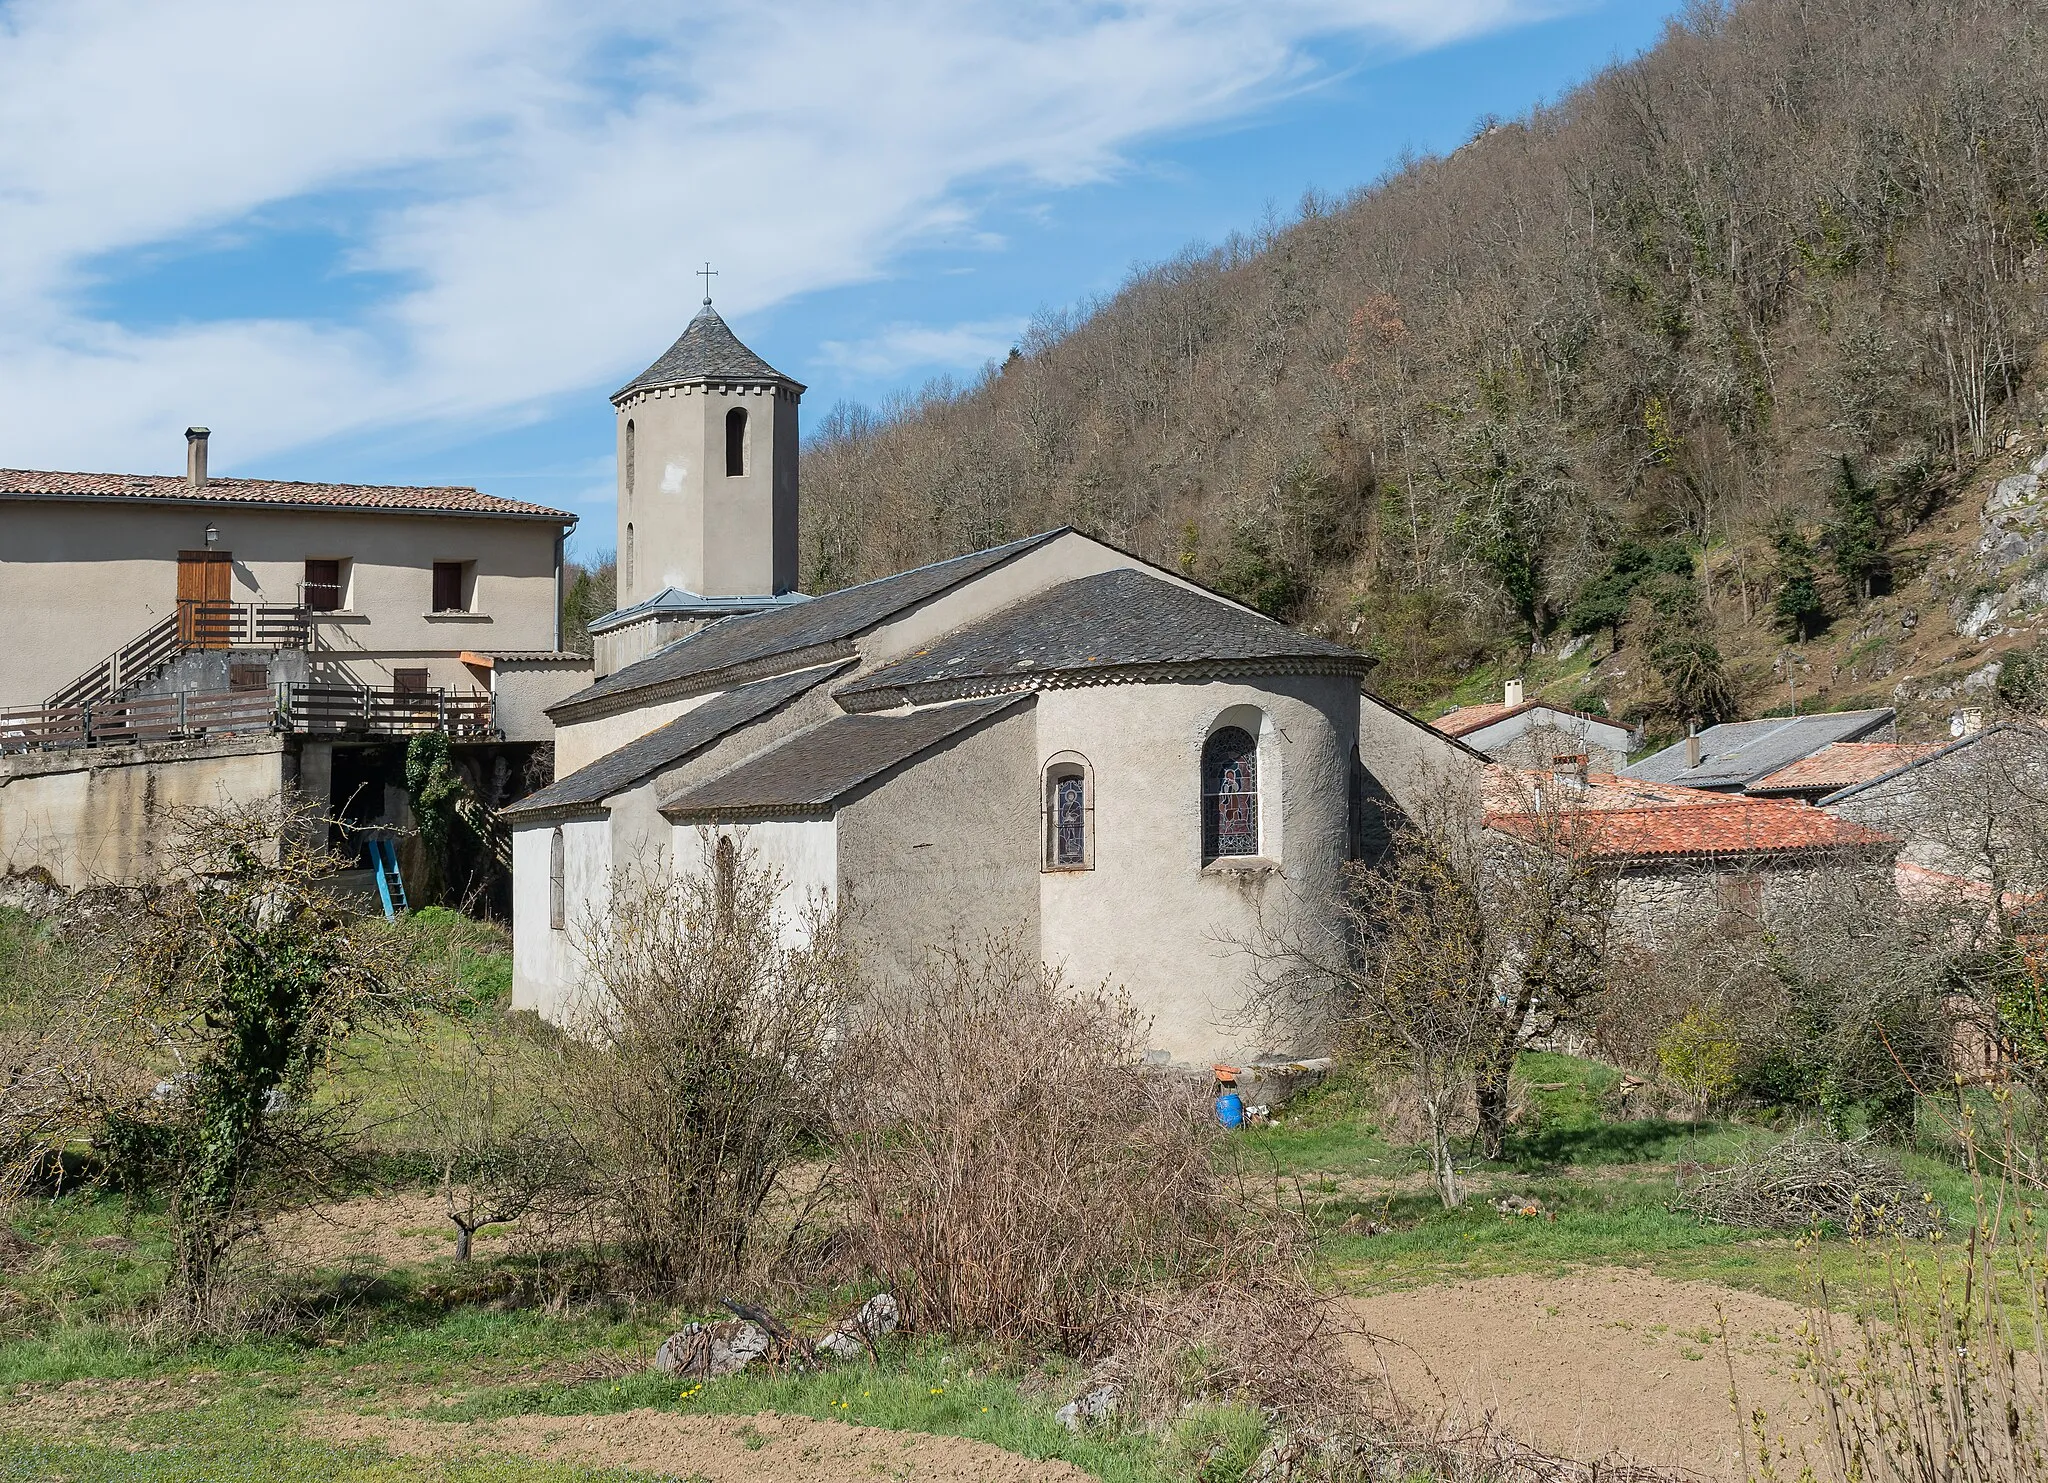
[185,427,210,490]
[1504,677,1524,707]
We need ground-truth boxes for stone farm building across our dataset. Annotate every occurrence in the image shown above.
[506,301,1472,1070]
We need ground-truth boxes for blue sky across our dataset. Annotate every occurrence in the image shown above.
[0,1,1683,560]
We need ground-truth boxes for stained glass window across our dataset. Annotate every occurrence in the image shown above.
[1202,726,1259,860]
[1054,774,1087,866]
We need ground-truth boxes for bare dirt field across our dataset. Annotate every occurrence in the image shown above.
[1344,1269,1827,1482]
[265,1190,517,1267]
[306,1406,1094,1482]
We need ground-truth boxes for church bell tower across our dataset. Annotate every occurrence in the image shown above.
[610,293,804,610]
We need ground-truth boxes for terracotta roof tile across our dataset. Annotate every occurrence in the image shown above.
[0,469,573,521]
[1482,767,1727,812]
[1487,795,1896,862]
[1749,741,1948,794]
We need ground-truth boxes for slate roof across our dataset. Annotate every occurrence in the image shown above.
[1622,708,1896,790]
[1749,741,1948,796]
[588,586,810,635]
[661,694,1029,821]
[1487,796,1897,862]
[0,469,572,521]
[834,567,1373,708]
[503,663,846,820]
[549,531,1065,720]
[613,304,803,401]
[1434,698,1625,740]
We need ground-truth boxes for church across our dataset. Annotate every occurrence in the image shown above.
[505,297,1472,1068]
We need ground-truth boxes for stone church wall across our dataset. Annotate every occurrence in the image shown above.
[510,813,609,1022]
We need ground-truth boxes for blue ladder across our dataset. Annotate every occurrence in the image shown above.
[367,836,409,919]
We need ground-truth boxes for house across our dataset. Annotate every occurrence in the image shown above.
[1,432,587,890]
[506,299,1476,1068]
[1623,708,1897,793]
[1820,720,2048,900]
[1432,680,1633,773]
[1485,769,1899,941]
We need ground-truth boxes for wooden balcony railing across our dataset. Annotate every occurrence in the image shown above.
[0,683,492,755]
[47,604,311,711]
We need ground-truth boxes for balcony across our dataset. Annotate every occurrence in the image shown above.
[0,682,493,755]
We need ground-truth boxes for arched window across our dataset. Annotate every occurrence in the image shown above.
[623,418,635,504]
[624,522,635,588]
[714,834,738,928]
[1201,726,1259,861]
[549,827,566,930]
[725,406,748,476]
[1043,754,1093,870]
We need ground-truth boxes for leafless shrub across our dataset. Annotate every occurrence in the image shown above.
[1098,1265,1364,1428]
[399,1016,582,1261]
[1675,1128,1944,1238]
[554,841,853,1300]
[831,933,1235,1353]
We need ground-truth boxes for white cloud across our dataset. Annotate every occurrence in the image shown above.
[0,0,1554,474]
[815,318,1030,380]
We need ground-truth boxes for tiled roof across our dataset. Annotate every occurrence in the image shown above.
[1487,796,1896,862]
[835,567,1373,708]
[1482,767,1725,812]
[614,304,802,401]
[550,531,1066,720]
[0,469,573,521]
[1434,699,1621,739]
[1623,708,1896,789]
[661,694,1028,821]
[505,663,845,820]
[1749,741,1949,795]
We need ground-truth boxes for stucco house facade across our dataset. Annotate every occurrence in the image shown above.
[507,302,1472,1068]
[0,431,587,893]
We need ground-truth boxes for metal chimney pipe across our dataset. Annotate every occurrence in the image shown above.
[185,427,210,490]
[1684,725,1702,770]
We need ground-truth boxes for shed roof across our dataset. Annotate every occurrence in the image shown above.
[834,567,1372,708]
[1622,708,1896,790]
[660,694,1028,821]
[613,304,803,400]
[504,663,845,821]
[550,531,1065,721]
[0,469,573,522]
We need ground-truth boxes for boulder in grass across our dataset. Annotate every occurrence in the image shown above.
[815,1292,901,1361]
[1054,1382,1120,1432]
[652,1319,770,1377]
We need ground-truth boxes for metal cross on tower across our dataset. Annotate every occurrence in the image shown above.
[697,262,718,305]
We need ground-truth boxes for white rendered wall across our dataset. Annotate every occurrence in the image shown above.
[670,818,838,949]
[511,816,611,1025]
[1034,676,1356,1068]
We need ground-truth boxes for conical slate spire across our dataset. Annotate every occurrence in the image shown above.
[612,303,803,402]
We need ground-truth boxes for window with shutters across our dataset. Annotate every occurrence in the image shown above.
[432,561,469,612]
[393,667,431,695]
[302,558,345,612]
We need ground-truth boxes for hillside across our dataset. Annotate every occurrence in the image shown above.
[799,0,2048,737]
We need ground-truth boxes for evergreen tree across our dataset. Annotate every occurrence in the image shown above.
[1824,456,1886,603]
[1771,522,1826,641]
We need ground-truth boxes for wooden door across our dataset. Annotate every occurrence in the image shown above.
[177,551,232,647]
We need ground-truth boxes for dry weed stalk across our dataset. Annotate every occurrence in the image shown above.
[832,933,1233,1352]
[1675,1128,1944,1238]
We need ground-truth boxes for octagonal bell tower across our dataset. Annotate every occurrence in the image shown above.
[611,297,804,610]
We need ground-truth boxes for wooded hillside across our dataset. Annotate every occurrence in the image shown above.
[800,0,2048,724]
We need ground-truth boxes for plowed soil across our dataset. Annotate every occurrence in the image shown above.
[1344,1270,1828,1481]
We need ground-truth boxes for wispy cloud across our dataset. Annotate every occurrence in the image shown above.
[0,0,1553,475]
[815,318,1030,381]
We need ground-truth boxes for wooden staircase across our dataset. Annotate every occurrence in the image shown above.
[46,602,309,711]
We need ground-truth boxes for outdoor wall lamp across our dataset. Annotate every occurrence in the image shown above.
[203,522,219,549]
